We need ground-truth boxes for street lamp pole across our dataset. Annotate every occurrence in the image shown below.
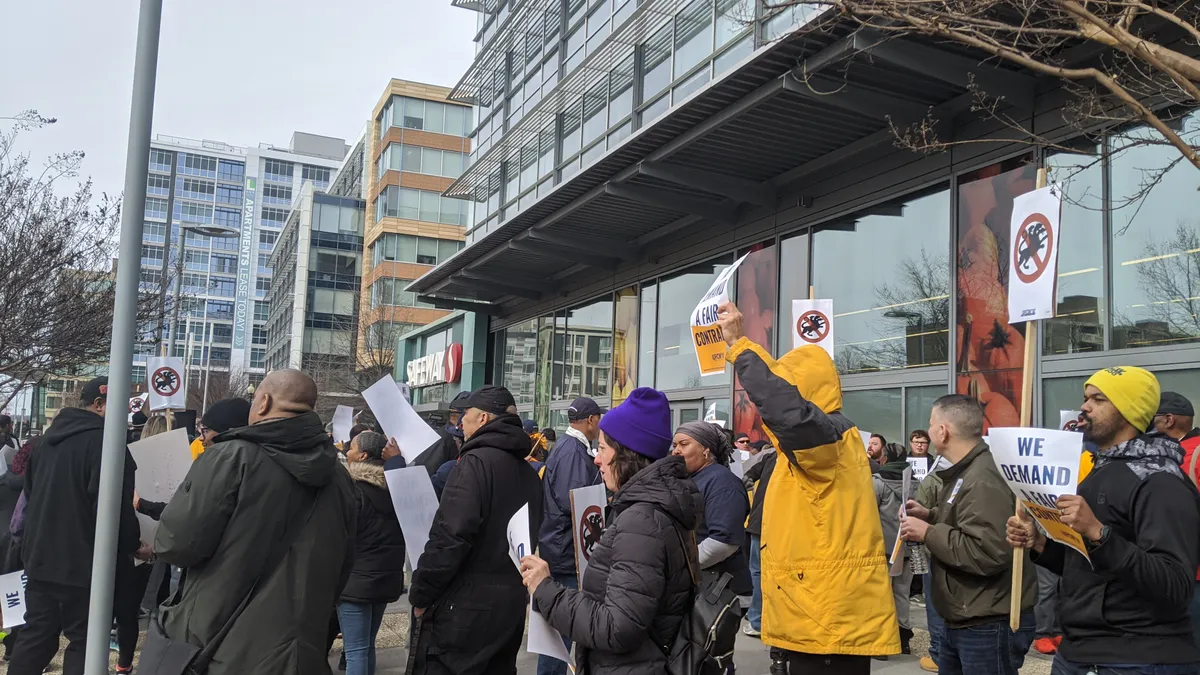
[86,0,163,671]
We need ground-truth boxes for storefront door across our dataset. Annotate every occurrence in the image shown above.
[670,401,702,428]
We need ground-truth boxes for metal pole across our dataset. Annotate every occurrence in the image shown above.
[86,0,162,671]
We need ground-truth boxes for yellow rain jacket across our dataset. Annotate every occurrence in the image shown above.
[728,337,901,657]
[190,437,205,461]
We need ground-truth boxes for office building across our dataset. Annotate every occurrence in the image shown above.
[406,1,1200,438]
[360,80,473,366]
[137,132,347,402]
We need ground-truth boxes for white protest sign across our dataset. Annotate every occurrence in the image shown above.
[907,457,929,482]
[332,405,354,446]
[508,503,572,664]
[1059,410,1084,433]
[570,484,607,583]
[384,467,440,571]
[129,427,192,550]
[363,375,440,463]
[0,570,26,629]
[689,254,750,377]
[987,427,1089,560]
[792,299,835,357]
[729,451,744,480]
[147,357,187,411]
[128,393,149,423]
[859,430,872,455]
[888,465,913,576]
[1007,185,1063,324]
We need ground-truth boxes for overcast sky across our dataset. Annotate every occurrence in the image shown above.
[3,0,477,198]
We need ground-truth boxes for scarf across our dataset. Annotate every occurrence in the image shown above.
[878,458,910,480]
[1093,431,1185,481]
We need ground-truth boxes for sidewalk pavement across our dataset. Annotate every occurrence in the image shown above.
[353,596,1055,675]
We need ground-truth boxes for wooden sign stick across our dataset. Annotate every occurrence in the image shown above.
[1010,166,1047,631]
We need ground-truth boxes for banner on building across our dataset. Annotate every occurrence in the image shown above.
[1007,185,1063,324]
[230,176,258,382]
[690,254,749,377]
[792,299,835,357]
[988,427,1089,560]
[570,483,607,583]
[147,357,186,411]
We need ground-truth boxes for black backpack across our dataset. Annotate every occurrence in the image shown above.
[662,524,744,675]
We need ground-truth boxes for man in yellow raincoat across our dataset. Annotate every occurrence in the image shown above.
[718,302,900,674]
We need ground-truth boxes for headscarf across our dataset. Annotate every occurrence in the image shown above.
[676,421,734,466]
[877,442,910,480]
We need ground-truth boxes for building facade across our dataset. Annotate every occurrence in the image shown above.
[137,132,347,397]
[394,311,490,417]
[410,2,1200,439]
[361,80,473,364]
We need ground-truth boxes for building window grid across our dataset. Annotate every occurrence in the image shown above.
[263,159,295,184]
[178,153,218,178]
[262,183,293,205]
[217,160,245,183]
[148,149,173,173]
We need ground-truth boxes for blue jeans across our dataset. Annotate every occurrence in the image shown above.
[537,574,577,675]
[748,534,762,631]
[1051,658,1200,675]
[940,611,1035,675]
[338,601,387,675]
[924,573,946,664]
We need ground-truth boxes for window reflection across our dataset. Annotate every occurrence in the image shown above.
[613,286,639,406]
[502,319,537,405]
[778,231,809,347]
[1110,111,1200,349]
[1044,145,1105,354]
[812,186,951,373]
[842,389,902,444]
[656,256,734,390]
[639,281,658,388]
[564,297,614,399]
[904,385,946,438]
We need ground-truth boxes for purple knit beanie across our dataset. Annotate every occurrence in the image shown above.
[599,387,673,460]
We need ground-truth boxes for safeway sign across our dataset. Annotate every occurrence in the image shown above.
[406,343,463,388]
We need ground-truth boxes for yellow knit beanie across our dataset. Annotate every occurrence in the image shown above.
[1084,366,1160,433]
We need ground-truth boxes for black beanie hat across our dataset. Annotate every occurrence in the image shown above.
[201,398,251,434]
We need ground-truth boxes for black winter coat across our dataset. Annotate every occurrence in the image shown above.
[155,412,357,675]
[533,456,700,675]
[1034,433,1200,665]
[409,413,544,671]
[411,427,459,477]
[23,407,140,587]
[340,461,407,604]
[0,471,23,573]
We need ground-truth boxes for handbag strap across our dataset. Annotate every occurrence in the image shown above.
[190,486,322,671]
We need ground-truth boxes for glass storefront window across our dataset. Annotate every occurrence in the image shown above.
[905,385,947,438]
[564,297,614,399]
[536,315,555,413]
[1044,145,1105,355]
[639,281,658,388]
[778,231,810,344]
[501,319,537,406]
[736,241,778,356]
[656,256,734,390]
[613,286,639,406]
[813,186,950,373]
[1110,111,1200,349]
[842,388,903,446]
[1043,376,1088,428]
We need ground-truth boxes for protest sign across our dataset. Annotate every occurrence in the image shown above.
[363,374,440,463]
[859,430,872,455]
[792,299,835,357]
[130,428,192,550]
[332,405,354,446]
[147,356,186,411]
[570,484,607,583]
[1007,185,1063,324]
[508,503,572,664]
[907,457,929,482]
[128,393,149,423]
[0,570,26,629]
[384,467,440,571]
[988,427,1090,560]
[889,466,913,576]
[689,254,749,377]
[1059,410,1084,432]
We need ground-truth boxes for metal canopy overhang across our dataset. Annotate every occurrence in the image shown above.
[410,24,1039,307]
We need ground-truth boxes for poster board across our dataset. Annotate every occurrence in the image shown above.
[689,254,749,377]
[1007,185,1063,323]
[906,457,929,482]
[791,299,835,357]
[384,467,440,571]
[147,356,186,411]
[129,428,193,550]
[363,375,440,463]
[0,571,27,629]
[507,503,572,664]
[332,405,354,446]
[570,483,607,583]
[988,427,1090,561]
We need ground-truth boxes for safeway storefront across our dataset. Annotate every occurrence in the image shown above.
[410,9,1200,441]
[394,311,488,416]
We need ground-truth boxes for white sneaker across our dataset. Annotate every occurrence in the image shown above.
[743,623,762,637]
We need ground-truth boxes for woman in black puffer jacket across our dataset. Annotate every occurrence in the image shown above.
[520,387,699,675]
[339,431,407,675]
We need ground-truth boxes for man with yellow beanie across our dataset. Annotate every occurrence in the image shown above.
[1008,366,1200,675]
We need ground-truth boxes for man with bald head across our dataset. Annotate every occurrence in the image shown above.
[152,369,357,675]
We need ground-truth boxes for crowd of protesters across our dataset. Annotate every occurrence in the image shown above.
[3,299,1200,675]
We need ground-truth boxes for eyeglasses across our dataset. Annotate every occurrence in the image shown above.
[735,439,750,445]
[911,440,930,446]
